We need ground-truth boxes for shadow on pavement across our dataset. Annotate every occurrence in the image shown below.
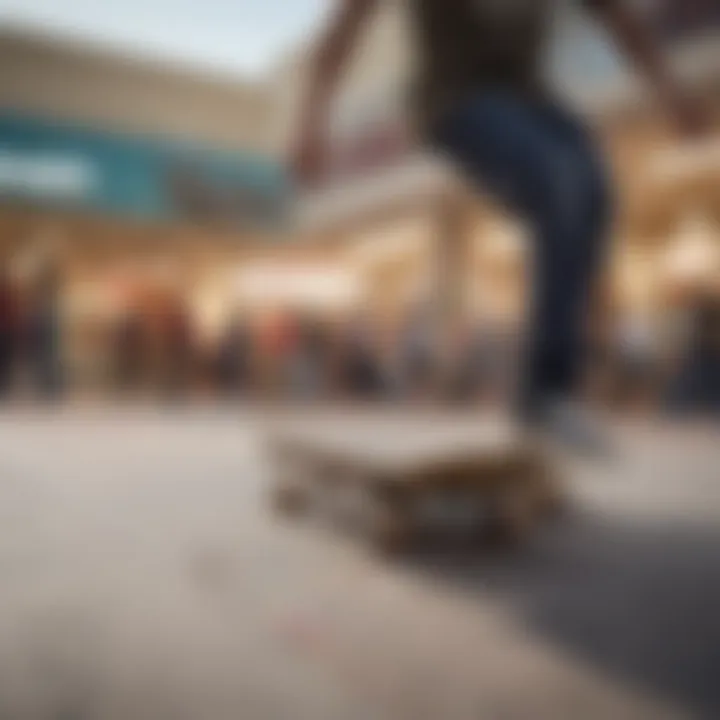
[403,513,720,719]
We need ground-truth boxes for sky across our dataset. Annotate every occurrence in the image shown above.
[0,0,330,77]
[0,0,625,95]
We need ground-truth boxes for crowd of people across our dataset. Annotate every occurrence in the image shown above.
[102,291,720,419]
[1,268,719,418]
[101,303,538,406]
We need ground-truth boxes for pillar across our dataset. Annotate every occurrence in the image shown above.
[430,191,475,398]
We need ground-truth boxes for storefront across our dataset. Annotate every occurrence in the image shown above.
[0,112,290,391]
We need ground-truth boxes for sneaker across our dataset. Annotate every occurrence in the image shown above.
[523,399,611,458]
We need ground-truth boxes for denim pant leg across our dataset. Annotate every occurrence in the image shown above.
[523,102,612,406]
[433,91,611,412]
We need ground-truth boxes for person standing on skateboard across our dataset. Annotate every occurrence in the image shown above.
[291,0,710,451]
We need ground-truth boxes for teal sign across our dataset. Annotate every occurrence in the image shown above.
[0,113,289,228]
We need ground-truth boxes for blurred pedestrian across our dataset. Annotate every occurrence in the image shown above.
[115,309,146,393]
[28,267,63,400]
[290,315,329,400]
[667,294,720,417]
[163,300,194,399]
[399,306,435,398]
[216,313,251,396]
[343,315,384,399]
[0,271,19,397]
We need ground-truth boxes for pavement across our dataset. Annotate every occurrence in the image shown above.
[0,405,718,720]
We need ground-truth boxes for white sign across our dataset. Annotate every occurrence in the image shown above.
[0,149,98,200]
[235,264,363,309]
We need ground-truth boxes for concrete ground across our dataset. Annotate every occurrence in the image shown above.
[0,406,718,720]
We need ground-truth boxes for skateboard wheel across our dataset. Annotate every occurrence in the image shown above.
[537,486,568,520]
[271,477,310,518]
[485,483,536,545]
[363,491,414,555]
[530,470,567,521]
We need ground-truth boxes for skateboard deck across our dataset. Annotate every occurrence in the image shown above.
[266,415,564,553]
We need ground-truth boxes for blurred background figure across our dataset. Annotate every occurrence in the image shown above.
[342,313,385,399]
[398,304,436,400]
[162,297,195,400]
[290,314,331,400]
[215,312,251,397]
[27,265,64,401]
[667,292,720,417]
[0,270,20,398]
[449,318,491,405]
[114,308,146,395]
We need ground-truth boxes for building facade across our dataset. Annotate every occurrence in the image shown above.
[0,30,292,388]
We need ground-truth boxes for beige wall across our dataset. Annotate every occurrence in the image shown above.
[0,30,275,153]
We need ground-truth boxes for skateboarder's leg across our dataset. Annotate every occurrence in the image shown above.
[432,91,611,420]
[521,102,612,414]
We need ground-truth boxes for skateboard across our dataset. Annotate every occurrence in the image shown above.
[267,415,564,553]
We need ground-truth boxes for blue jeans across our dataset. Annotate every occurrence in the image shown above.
[432,90,611,414]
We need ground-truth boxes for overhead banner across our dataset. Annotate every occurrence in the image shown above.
[0,113,289,230]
